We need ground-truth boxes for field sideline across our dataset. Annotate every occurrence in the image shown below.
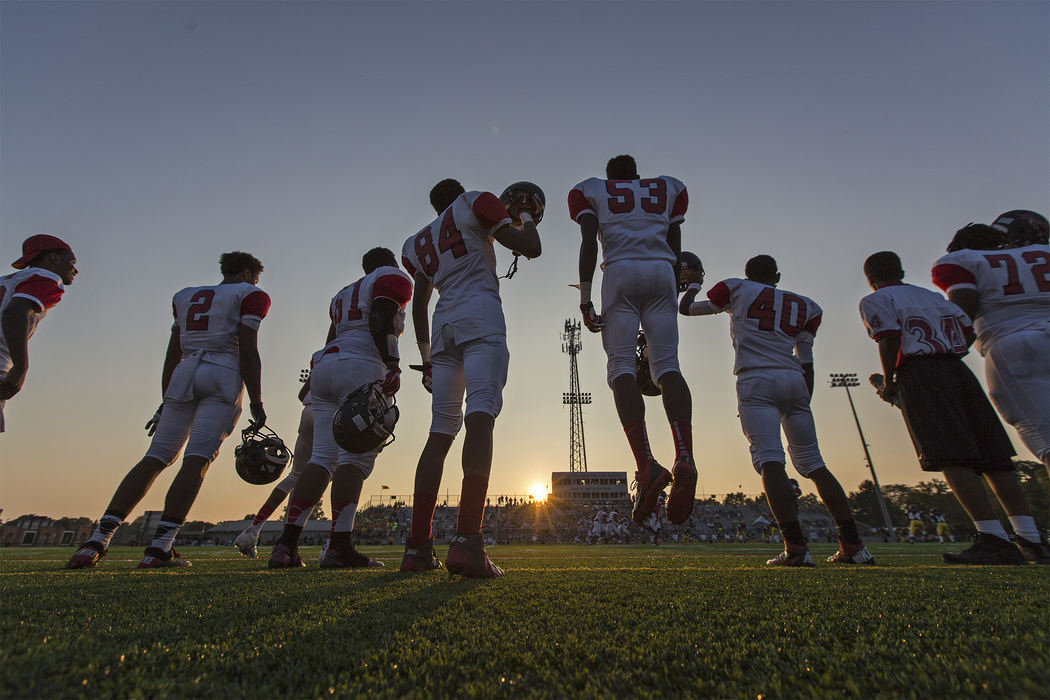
[3,544,1047,698]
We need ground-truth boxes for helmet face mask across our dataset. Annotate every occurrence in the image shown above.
[635,331,661,396]
[234,426,290,485]
[332,382,399,454]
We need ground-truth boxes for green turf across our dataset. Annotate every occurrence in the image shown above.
[2,544,1047,698]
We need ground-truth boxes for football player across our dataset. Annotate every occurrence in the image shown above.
[0,234,78,432]
[681,255,872,566]
[931,214,1050,474]
[906,504,926,543]
[931,508,953,543]
[69,252,269,569]
[400,178,542,578]
[569,155,696,528]
[859,251,1047,564]
[268,247,412,569]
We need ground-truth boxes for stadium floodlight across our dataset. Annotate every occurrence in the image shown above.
[828,372,894,533]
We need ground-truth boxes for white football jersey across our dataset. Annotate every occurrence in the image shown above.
[706,278,822,375]
[401,191,512,343]
[932,244,1050,355]
[323,265,412,363]
[859,284,971,359]
[0,267,65,374]
[172,282,270,367]
[567,176,688,266]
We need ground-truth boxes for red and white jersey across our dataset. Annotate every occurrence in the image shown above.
[706,278,822,375]
[567,176,688,266]
[172,282,270,368]
[322,265,412,363]
[401,191,512,342]
[859,283,971,360]
[931,244,1050,355]
[0,267,65,374]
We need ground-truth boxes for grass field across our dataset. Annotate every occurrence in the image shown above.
[2,543,1048,698]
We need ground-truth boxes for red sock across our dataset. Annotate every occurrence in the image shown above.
[329,502,347,540]
[286,498,314,527]
[252,504,276,527]
[670,420,693,461]
[410,491,438,546]
[456,476,489,535]
[624,421,654,471]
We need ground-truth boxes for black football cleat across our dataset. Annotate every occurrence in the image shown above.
[268,543,305,569]
[942,533,1026,565]
[400,539,443,573]
[631,460,672,525]
[1014,535,1050,565]
[445,534,504,578]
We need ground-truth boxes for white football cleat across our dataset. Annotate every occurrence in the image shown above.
[233,528,259,559]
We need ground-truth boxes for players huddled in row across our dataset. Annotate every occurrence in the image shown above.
[0,155,1044,574]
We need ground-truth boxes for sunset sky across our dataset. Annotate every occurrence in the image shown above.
[1,1,1047,523]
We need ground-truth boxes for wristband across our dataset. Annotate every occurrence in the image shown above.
[518,211,533,225]
[579,282,592,305]
[687,283,702,294]
[417,341,431,365]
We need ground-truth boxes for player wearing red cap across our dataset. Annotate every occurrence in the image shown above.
[0,234,78,432]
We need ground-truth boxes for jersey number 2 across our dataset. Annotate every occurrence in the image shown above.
[985,251,1050,294]
[186,290,214,331]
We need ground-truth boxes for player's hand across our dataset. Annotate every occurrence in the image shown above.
[249,402,266,431]
[409,363,433,393]
[516,193,544,225]
[0,365,27,400]
[876,378,898,405]
[144,403,164,436]
[381,365,401,396]
[580,302,605,333]
[679,266,704,287]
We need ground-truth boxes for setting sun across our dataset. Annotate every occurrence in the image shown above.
[529,483,548,502]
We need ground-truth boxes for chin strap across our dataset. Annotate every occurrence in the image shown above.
[499,253,521,280]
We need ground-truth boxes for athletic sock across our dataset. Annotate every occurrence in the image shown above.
[334,503,358,533]
[973,520,1010,540]
[410,491,438,546]
[149,518,184,554]
[329,502,346,541]
[251,504,277,528]
[780,520,806,547]
[330,531,352,550]
[1007,515,1040,541]
[285,498,314,528]
[835,519,861,545]
[669,420,693,462]
[277,524,303,549]
[624,421,654,472]
[88,509,127,549]
[456,475,488,535]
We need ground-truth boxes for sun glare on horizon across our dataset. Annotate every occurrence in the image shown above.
[530,483,548,502]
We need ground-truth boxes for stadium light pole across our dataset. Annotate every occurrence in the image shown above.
[828,373,895,533]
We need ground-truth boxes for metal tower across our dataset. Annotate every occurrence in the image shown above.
[562,319,591,472]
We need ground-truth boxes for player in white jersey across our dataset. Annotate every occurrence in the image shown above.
[234,353,323,559]
[569,155,696,528]
[69,252,270,570]
[400,178,541,578]
[681,255,872,566]
[268,247,412,569]
[0,234,78,432]
[860,251,1047,565]
[932,216,1050,471]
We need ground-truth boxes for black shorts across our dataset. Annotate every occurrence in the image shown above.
[896,355,1015,473]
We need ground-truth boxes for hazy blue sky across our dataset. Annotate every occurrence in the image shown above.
[1,1,1047,523]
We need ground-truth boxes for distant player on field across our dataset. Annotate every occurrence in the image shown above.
[69,252,269,569]
[400,178,542,577]
[569,155,696,528]
[1,234,78,433]
[906,504,926,543]
[681,255,872,566]
[931,214,1050,474]
[859,251,1047,565]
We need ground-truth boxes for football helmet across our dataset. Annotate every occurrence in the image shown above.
[635,332,661,396]
[499,181,546,224]
[332,381,400,454]
[991,210,1049,247]
[234,426,291,485]
[677,250,704,292]
[945,223,1007,253]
